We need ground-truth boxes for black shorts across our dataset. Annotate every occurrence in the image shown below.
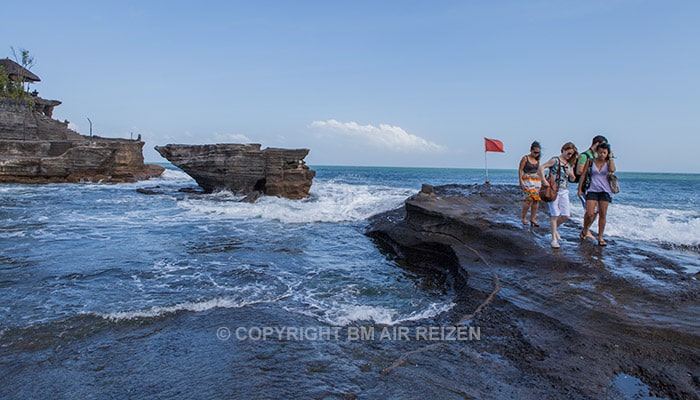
[585,191,612,203]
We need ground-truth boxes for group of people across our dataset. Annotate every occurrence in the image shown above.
[518,135,616,248]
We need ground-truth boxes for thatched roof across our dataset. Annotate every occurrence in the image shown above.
[0,58,41,82]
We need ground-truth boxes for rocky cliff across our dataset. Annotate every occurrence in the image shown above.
[366,184,699,399]
[155,143,315,199]
[0,98,164,183]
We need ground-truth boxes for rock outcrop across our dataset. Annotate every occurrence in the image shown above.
[0,98,164,183]
[154,143,315,199]
[366,184,700,399]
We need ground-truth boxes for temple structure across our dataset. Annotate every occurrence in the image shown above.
[0,59,164,183]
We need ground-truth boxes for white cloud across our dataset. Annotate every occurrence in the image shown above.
[211,133,253,143]
[176,132,253,144]
[309,119,446,153]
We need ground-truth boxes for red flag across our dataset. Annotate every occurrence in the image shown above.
[484,138,505,153]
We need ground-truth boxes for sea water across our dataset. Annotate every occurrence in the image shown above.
[1,165,698,398]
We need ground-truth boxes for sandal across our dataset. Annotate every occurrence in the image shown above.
[598,239,607,246]
[530,220,539,227]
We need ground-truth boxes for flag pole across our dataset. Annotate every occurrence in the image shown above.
[484,150,489,184]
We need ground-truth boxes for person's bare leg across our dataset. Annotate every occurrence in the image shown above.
[522,197,532,225]
[582,200,597,240]
[530,200,540,226]
[597,201,609,245]
[550,216,560,248]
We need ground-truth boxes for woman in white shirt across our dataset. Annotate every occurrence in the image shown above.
[538,142,578,248]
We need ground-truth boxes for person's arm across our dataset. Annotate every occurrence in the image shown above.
[565,162,576,181]
[576,153,588,176]
[538,158,553,186]
[518,156,527,189]
[607,153,616,173]
[577,159,591,197]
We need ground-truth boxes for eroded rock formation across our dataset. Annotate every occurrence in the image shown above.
[365,184,700,399]
[0,98,164,183]
[154,143,315,199]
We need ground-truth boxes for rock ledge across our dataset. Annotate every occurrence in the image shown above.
[0,98,164,183]
[155,143,315,199]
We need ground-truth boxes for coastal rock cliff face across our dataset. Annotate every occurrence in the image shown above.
[0,98,164,183]
[366,184,699,399]
[155,143,315,199]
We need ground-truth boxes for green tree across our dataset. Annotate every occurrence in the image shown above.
[0,65,25,99]
[11,47,36,92]
[1,47,36,99]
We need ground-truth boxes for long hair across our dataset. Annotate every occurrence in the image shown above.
[561,142,578,165]
[530,141,541,160]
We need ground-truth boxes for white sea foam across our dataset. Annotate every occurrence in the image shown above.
[156,168,196,183]
[310,302,455,326]
[95,292,289,322]
[178,180,413,223]
[570,203,700,246]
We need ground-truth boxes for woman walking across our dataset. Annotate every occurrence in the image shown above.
[538,142,578,248]
[518,141,542,226]
[578,143,616,246]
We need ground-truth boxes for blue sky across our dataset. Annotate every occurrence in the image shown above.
[2,1,698,172]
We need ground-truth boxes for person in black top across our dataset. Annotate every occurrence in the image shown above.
[518,141,542,226]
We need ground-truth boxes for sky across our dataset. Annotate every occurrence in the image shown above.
[2,0,699,173]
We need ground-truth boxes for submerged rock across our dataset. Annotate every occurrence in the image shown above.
[136,187,164,195]
[0,98,164,183]
[154,143,315,200]
[240,190,263,203]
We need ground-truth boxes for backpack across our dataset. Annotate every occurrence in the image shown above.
[573,150,595,183]
[580,158,593,193]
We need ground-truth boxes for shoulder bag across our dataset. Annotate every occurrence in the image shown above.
[540,158,561,202]
[607,160,620,194]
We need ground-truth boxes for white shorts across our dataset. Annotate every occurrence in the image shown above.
[547,188,571,217]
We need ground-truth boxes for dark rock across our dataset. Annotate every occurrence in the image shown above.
[136,188,163,195]
[240,190,263,203]
[178,187,206,194]
[0,98,164,183]
[419,183,435,195]
[366,184,700,399]
[154,143,315,200]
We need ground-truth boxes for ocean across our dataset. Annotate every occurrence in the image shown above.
[1,165,698,399]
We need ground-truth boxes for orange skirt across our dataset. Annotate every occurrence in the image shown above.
[522,173,541,201]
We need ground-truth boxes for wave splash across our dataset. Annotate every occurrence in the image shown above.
[149,169,700,246]
[177,179,415,223]
[311,302,456,326]
[570,203,700,246]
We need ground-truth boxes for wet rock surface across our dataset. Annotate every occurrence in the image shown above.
[366,184,700,399]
